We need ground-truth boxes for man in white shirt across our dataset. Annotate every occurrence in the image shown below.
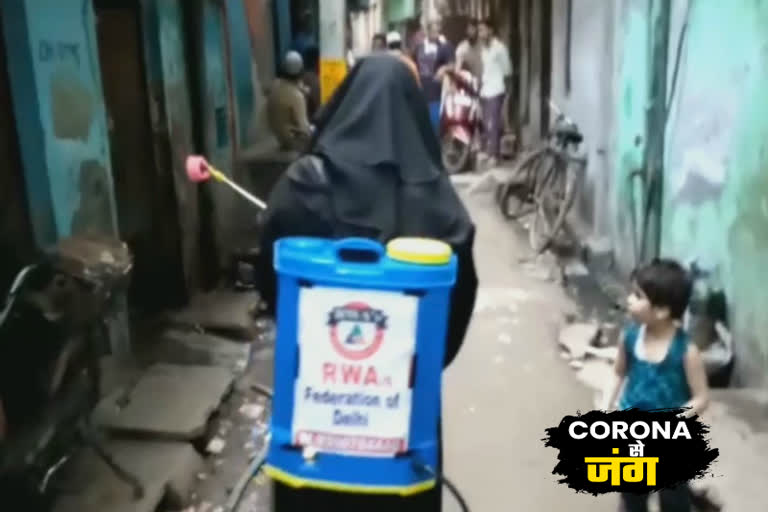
[479,19,512,165]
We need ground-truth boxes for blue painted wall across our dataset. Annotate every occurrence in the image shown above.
[1,0,117,247]
[227,0,256,146]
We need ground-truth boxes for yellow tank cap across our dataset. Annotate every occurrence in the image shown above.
[386,237,453,265]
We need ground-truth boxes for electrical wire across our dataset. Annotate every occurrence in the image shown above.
[413,461,471,512]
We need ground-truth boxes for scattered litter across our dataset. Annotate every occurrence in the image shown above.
[197,472,208,481]
[239,403,265,420]
[569,360,585,370]
[253,420,268,436]
[596,322,620,347]
[576,359,614,391]
[206,437,227,454]
[558,323,600,359]
[523,262,554,282]
[584,345,619,363]
[497,333,512,345]
[235,358,248,372]
[564,260,589,277]
[505,288,531,302]
[244,440,256,452]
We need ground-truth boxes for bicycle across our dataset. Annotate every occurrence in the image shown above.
[496,110,587,253]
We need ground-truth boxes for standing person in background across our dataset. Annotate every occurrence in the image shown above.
[387,30,404,53]
[414,20,454,133]
[372,32,387,52]
[266,51,312,152]
[455,19,483,80]
[478,18,512,167]
[387,31,420,85]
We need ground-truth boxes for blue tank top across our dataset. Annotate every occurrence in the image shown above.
[619,325,691,411]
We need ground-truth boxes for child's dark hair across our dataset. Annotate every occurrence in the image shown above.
[631,258,692,320]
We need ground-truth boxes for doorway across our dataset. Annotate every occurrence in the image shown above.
[0,13,36,294]
[94,1,186,312]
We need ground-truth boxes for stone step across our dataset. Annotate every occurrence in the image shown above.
[54,440,203,512]
[93,364,234,441]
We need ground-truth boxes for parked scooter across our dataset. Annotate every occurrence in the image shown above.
[440,67,481,174]
[0,236,142,510]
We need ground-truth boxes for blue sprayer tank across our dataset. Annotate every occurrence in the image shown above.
[264,237,457,495]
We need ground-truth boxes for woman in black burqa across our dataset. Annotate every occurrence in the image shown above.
[257,53,478,512]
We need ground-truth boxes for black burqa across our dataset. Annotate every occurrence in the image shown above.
[257,54,478,512]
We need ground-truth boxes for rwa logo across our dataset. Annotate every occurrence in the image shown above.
[327,302,388,361]
[544,409,719,495]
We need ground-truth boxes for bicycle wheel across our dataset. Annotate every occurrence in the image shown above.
[545,156,585,249]
[497,147,547,220]
[529,155,568,253]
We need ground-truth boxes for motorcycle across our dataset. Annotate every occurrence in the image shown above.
[0,235,143,510]
[440,68,481,174]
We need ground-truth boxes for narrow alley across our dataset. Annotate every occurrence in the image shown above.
[3,1,768,511]
[440,183,614,512]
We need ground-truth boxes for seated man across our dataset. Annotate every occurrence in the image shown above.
[267,51,312,152]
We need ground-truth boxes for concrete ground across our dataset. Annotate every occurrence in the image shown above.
[440,184,616,512]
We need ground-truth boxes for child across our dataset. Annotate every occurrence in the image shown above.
[601,259,710,512]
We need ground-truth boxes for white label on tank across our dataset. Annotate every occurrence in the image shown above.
[291,285,418,457]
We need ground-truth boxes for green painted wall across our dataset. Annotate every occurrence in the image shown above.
[612,0,651,271]
[661,0,768,385]
[387,0,415,23]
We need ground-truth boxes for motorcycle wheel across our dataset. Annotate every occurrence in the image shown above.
[441,134,472,174]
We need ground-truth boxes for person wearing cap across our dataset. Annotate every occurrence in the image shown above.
[386,30,402,51]
[267,51,312,152]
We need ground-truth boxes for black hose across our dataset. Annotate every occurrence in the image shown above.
[414,462,471,512]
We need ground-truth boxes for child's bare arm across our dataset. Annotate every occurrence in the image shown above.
[600,332,627,411]
[682,344,710,418]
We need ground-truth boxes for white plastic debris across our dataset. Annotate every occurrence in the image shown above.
[239,403,265,420]
[206,437,226,455]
